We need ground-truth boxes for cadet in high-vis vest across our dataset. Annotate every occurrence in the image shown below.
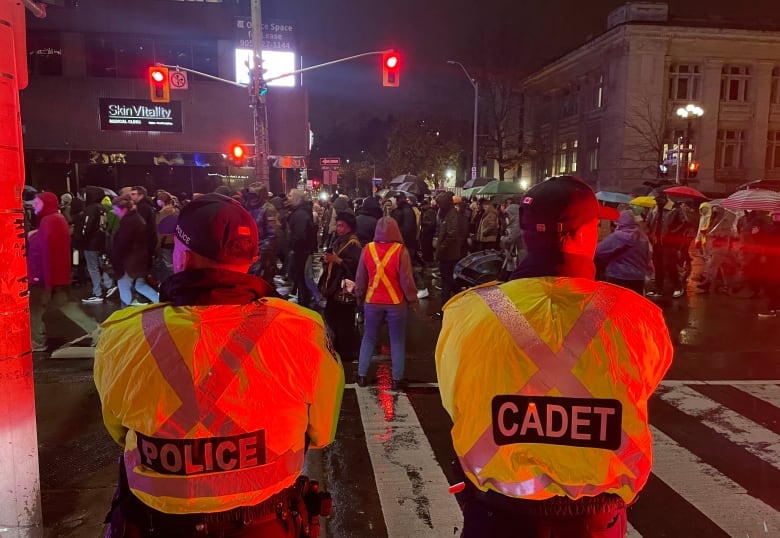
[436,176,673,537]
[354,217,420,390]
[95,193,344,537]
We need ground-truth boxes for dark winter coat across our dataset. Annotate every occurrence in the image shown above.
[356,197,382,246]
[435,193,461,262]
[80,186,108,252]
[27,192,71,289]
[595,211,652,282]
[135,197,158,258]
[391,202,417,249]
[288,202,316,260]
[111,209,151,278]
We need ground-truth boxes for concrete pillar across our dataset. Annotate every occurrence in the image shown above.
[698,58,723,193]
[0,2,44,537]
[748,61,774,180]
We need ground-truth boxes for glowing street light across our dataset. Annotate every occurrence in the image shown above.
[674,104,704,184]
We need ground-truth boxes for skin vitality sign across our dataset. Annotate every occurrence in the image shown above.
[99,98,183,133]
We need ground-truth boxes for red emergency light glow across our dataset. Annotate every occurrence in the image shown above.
[231,144,245,159]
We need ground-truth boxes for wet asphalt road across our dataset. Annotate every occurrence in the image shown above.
[33,270,780,537]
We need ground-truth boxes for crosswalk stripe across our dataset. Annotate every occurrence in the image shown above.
[625,523,642,537]
[649,425,780,536]
[355,386,464,537]
[658,384,780,468]
[737,383,780,407]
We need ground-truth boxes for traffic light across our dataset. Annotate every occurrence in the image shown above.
[688,160,700,179]
[229,143,246,166]
[382,52,400,87]
[148,66,170,103]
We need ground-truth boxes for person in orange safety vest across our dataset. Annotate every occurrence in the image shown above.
[95,193,344,537]
[436,176,673,537]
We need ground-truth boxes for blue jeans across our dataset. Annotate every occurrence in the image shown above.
[84,250,113,297]
[117,273,159,307]
[358,303,408,380]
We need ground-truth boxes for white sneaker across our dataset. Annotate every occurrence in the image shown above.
[672,289,685,298]
[81,296,104,304]
[417,288,429,299]
[129,300,146,306]
[105,286,118,298]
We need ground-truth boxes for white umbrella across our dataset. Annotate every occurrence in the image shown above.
[721,189,780,212]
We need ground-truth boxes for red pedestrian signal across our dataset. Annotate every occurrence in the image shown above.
[148,66,170,103]
[382,52,400,87]
[688,160,700,179]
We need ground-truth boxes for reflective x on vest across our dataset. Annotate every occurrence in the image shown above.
[365,242,402,304]
[461,285,651,499]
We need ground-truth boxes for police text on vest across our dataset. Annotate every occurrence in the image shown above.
[136,430,266,475]
[492,396,622,450]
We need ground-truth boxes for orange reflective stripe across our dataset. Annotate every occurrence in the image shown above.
[365,243,401,304]
[140,306,280,438]
[125,445,304,499]
[462,285,650,499]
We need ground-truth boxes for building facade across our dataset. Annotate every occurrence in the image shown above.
[21,0,309,196]
[520,2,780,195]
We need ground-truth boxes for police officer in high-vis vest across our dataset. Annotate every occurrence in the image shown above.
[436,176,673,537]
[95,193,345,537]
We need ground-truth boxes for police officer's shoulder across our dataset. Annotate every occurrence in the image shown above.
[100,302,168,328]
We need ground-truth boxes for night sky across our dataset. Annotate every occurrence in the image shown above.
[262,0,780,135]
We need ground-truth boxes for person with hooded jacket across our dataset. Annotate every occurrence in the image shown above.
[595,210,653,295]
[241,181,278,283]
[356,196,383,246]
[434,192,461,318]
[354,217,419,390]
[78,186,115,303]
[28,192,97,351]
[111,195,159,308]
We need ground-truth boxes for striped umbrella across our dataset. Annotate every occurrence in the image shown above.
[721,189,780,212]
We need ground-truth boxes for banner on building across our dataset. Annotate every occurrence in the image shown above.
[99,98,183,133]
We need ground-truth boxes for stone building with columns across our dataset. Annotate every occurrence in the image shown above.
[519,2,780,194]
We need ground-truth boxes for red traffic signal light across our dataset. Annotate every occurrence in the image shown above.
[229,143,247,166]
[148,66,170,103]
[382,52,400,87]
[688,160,700,178]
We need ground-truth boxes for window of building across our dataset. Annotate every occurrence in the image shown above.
[26,32,63,76]
[595,75,604,109]
[772,68,780,105]
[716,130,746,169]
[85,36,117,77]
[192,41,219,78]
[558,142,568,174]
[720,65,751,102]
[571,140,578,172]
[766,131,780,169]
[115,37,155,79]
[668,64,701,101]
[561,90,579,118]
[589,136,599,172]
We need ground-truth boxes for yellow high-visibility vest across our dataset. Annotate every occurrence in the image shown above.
[364,242,404,305]
[94,298,344,514]
[436,277,672,504]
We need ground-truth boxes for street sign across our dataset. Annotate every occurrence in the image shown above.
[471,166,477,180]
[169,70,188,90]
[324,169,338,185]
[320,157,341,167]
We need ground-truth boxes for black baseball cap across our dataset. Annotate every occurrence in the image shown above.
[173,193,258,264]
[521,176,617,233]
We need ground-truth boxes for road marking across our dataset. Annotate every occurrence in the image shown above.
[658,385,780,468]
[346,381,780,390]
[626,523,642,537]
[355,386,463,537]
[650,426,780,536]
[737,383,780,407]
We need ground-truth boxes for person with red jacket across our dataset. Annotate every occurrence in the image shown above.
[28,191,97,352]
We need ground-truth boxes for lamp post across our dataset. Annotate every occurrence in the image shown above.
[675,104,704,184]
[447,60,479,181]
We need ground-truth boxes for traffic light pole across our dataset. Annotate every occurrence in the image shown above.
[251,0,269,183]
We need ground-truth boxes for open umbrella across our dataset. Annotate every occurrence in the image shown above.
[463,177,492,189]
[737,179,780,191]
[721,189,780,212]
[630,196,656,208]
[397,180,430,195]
[663,186,708,200]
[461,187,482,198]
[596,191,632,204]
[477,180,523,195]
